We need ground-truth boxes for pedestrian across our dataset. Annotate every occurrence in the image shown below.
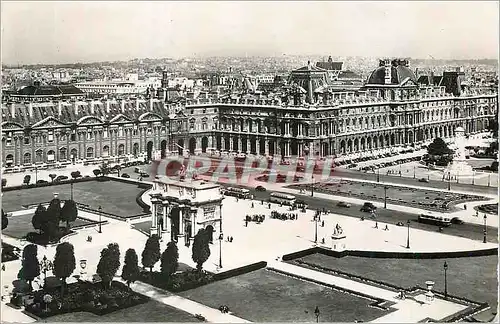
[384,224,389,231]
[321,220,325,227]
[375,221,378,229]
[230,236,233,242]
[251,202,254,208]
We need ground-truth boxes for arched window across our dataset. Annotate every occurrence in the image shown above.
[118,144,125,156]
[102,145,110,157]
[23,152,31,164]
[59,147,67,161]
[47,150,55,162]
[5,154,14,166]
[86,147,94,158]
[70,148,78,160]
[35,150,43,163]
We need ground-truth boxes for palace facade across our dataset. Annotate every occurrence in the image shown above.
[1,59,497,169]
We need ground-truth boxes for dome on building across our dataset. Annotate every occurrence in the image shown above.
[366,59,417,85]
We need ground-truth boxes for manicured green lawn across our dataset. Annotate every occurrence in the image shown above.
[41,300,198,322]
[294,253,498,317]
[2,179,146,217]
[179,269,393,322]
[2,212,96,239]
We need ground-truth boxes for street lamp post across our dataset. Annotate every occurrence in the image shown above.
[314,306,320,323]
[314,212,319,243]
[70,180,74,200]
[413,165,416,179]
[483,214,487,243]
[311,173,314,197]
[98,205,102,233]
[443,261,448,299]
[219,204,223,269]
[384,186,387,209]
[406,220,411,249]
[377,169,380,183]
[35,166,38,184]
[447,172,451,191]
[487,174,491,187]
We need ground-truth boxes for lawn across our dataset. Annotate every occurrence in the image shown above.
[288,179,487,212]
[40,300,198,322]
[178,268,392,322]
[293,253,498,318]
[2,179,147,218]
[2,212,96,239]
[3,213,94,239]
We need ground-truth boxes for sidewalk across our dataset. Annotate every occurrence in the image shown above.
[128,280,250,323]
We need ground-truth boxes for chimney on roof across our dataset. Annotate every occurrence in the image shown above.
[135,97,140,110]
[28,101,33,119]
[58,101,63,116]
[90,101,95,115]
[10,102,15,118]
[384,59,391,85]
[121,100,125,114]
[106,99,111,113]
[149,97,154,111]
[74,101,79,116]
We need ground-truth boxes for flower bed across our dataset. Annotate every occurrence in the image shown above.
[23,281,148,319]
[138,269,214,293]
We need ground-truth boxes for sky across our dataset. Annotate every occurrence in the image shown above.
[1,1,499,65]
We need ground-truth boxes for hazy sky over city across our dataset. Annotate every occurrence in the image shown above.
[1,1,498,64]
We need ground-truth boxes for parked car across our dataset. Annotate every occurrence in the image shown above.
[360,202,377,212]
[337,201,351,208]
[451,218,464,225]
[418,178,429,183]
[54,175,69,183]
[121,173,131,178]
[36,180,48,184]
[140,172,149,178]
[255,185,266,192]
[396,221,404,226]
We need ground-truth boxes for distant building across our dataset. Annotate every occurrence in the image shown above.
[74,78,161,97]
[7,82,84,102]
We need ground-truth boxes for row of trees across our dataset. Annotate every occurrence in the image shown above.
[31,198,78,241]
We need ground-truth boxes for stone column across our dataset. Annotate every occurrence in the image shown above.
[238,137,242,152]
[265,139,270,155]
[150,201,158,235]
[256,140,260,155]
[162,203,168,232]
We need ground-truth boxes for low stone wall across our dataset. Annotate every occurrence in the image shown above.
[213,261,267,281]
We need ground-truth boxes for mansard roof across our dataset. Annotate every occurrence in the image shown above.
[15,84,84,96]
[1,100,169,128]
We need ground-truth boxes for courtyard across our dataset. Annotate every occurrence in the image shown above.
[290,253,498,320]
[1,179,148,218]
[287,178,489,212]
[178,268,392,322]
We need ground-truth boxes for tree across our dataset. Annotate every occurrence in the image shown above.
[2,209,8,230]
[192,228,211,271]
[44,198,62,240]
[488,113,498,138]
[49,174,57,182]
[23,175,31,186]
[160,241,179,279]
[1,178,6,188]
[107,243,121,278]
[97,245,119,289]
[121,248,140,287]
[427,138,453,156]
[93,169,101,177]
[22,244,40,290]
[141,235,160,272]
[53,242,76,296]
[32,204,46,234]
[70,171,81,179]
[99,163,110,176]
[60,200,78,229]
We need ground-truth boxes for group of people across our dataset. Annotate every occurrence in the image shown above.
[218,305,230,314]
[245,214,266,224]
[270,211,299,221]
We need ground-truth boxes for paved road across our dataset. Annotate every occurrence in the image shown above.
[332,168,498,196]
[224,184,498,244]
[119,164,497,242]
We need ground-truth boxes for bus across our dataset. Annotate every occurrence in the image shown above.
[269,192,297,206]
[223,187,252,199]
[418,213,452,227]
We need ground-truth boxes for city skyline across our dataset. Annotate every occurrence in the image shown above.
[1,1,499,65]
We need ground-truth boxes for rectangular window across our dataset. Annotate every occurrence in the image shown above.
[24,137,30,145]
[6,132,12,146]
[86,132,92,140]
[104,129,108,138]
[119,127,124,137]
[48,131,54,142]
[71,132,76,142]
